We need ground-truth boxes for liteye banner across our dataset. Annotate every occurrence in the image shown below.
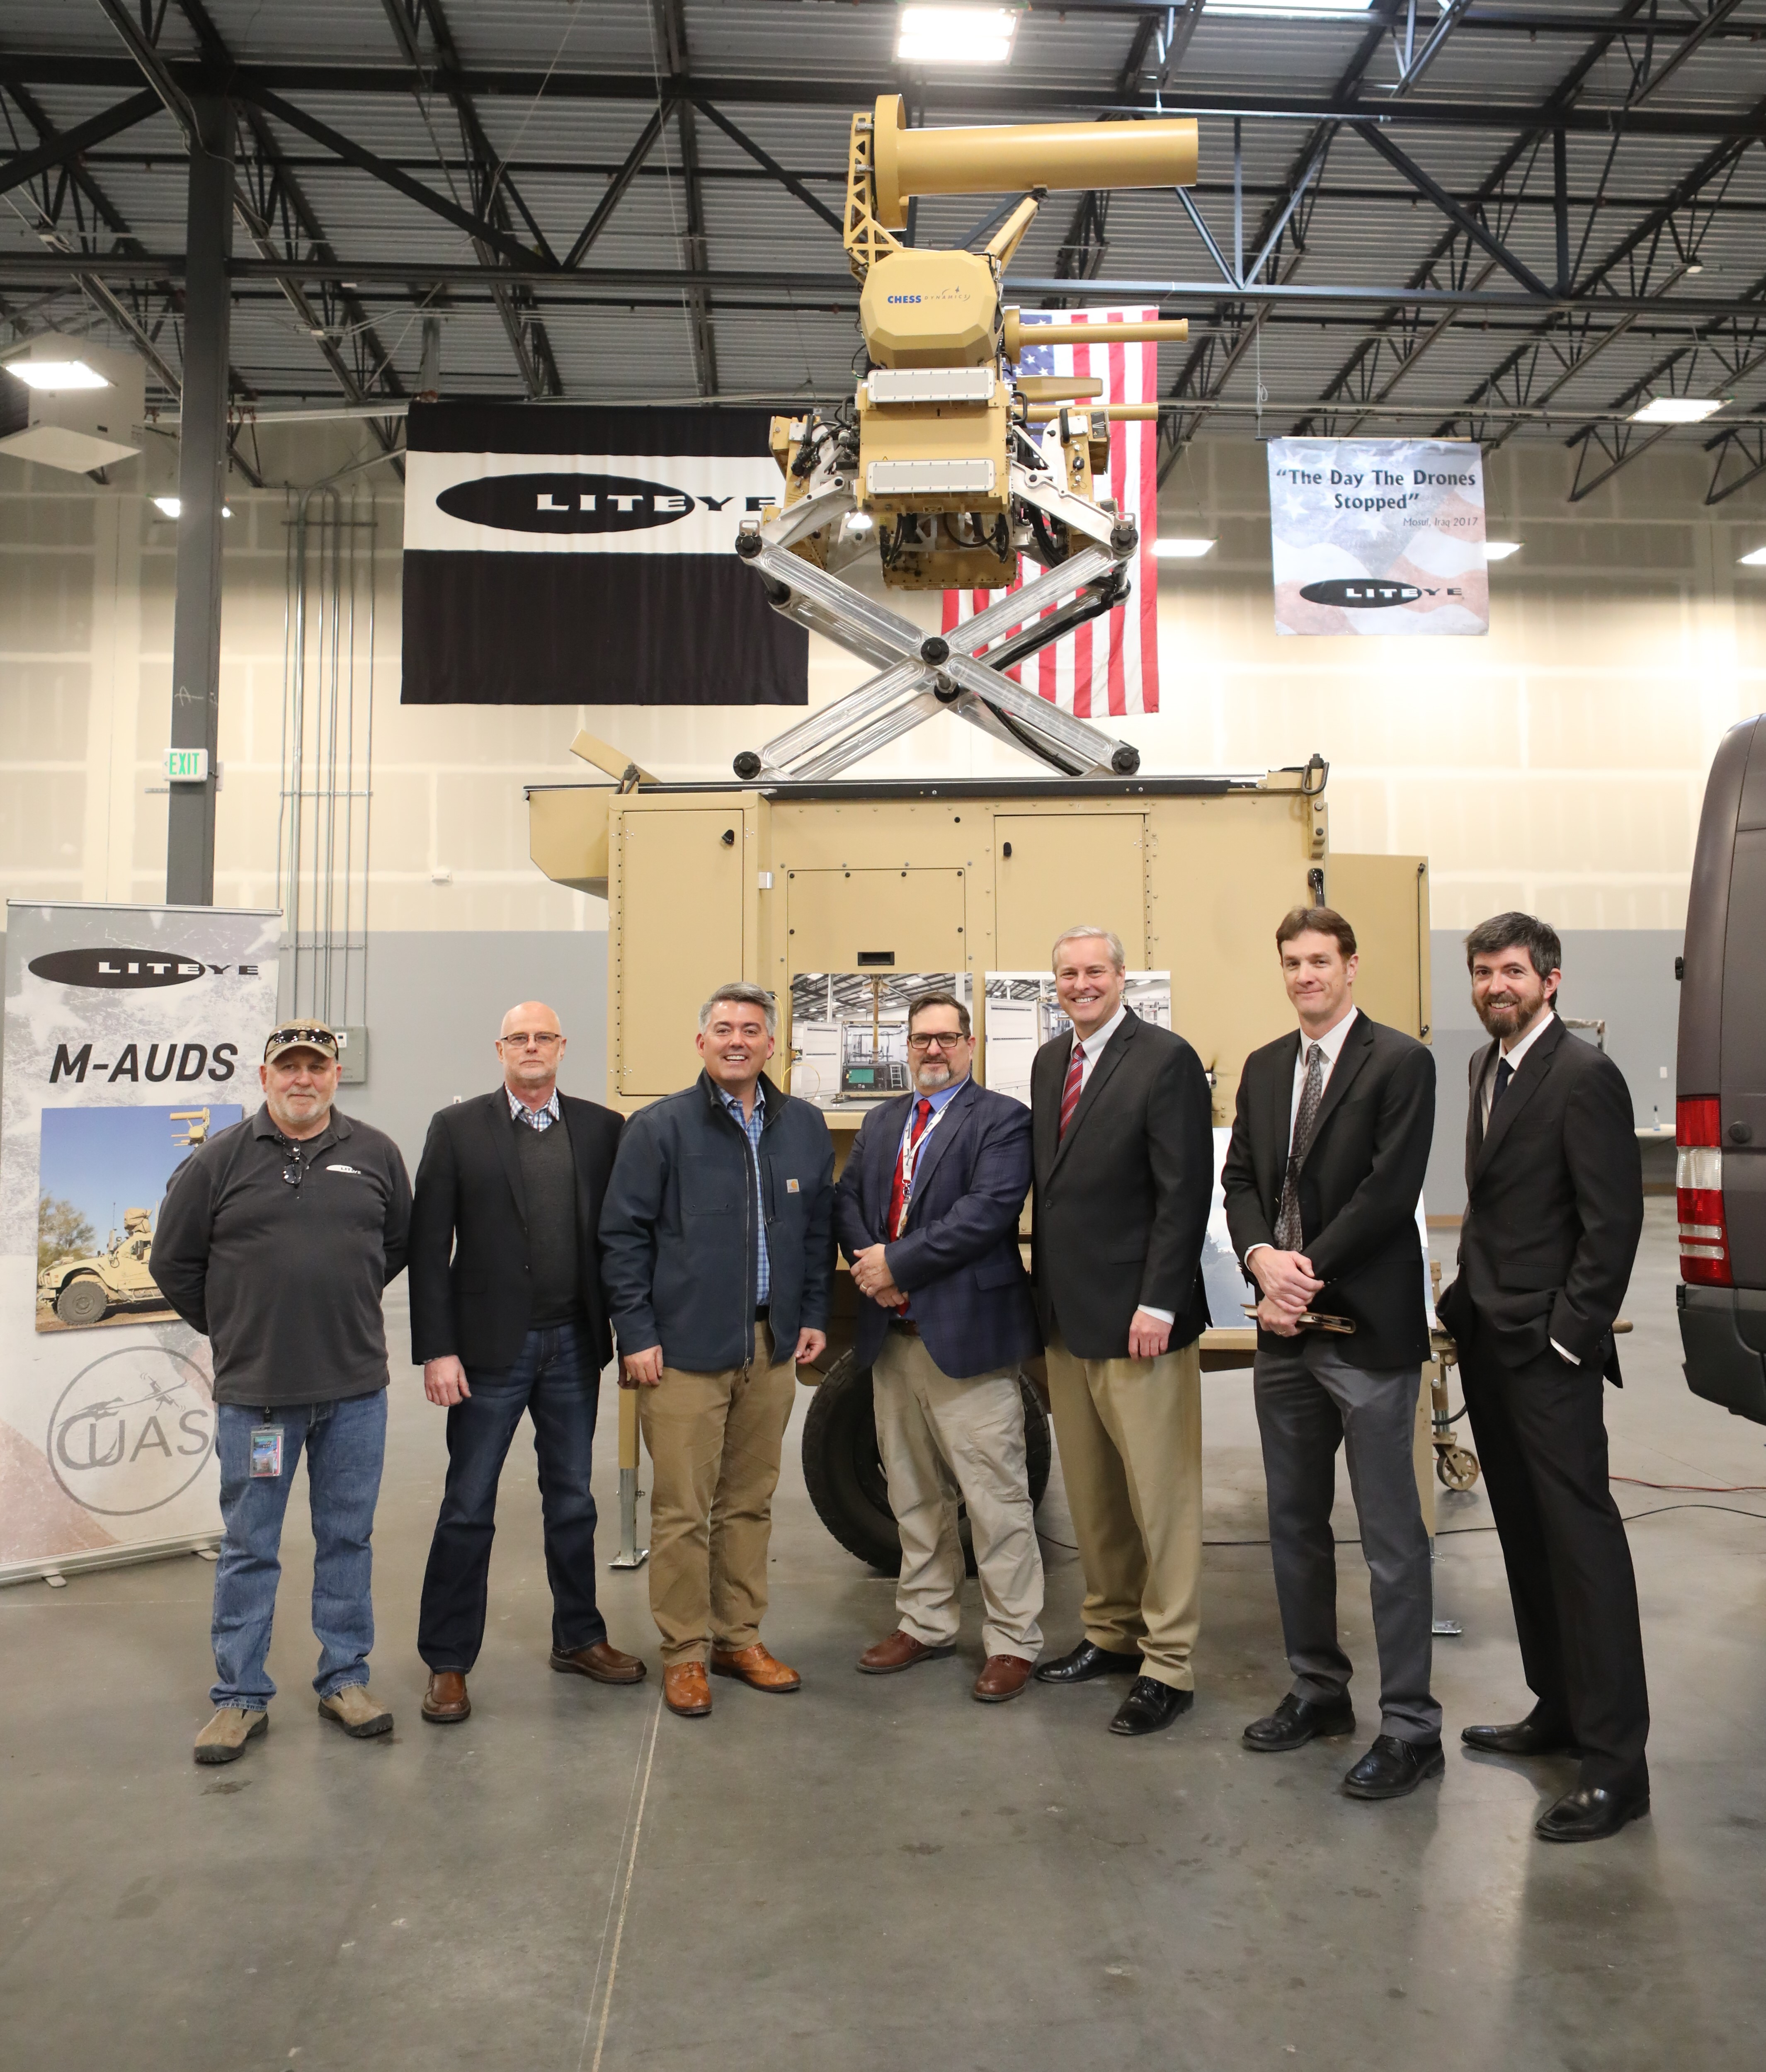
[0,902,279,1585]
[1267,437,1488,636]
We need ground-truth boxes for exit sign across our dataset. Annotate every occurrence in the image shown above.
[164,748,209,783]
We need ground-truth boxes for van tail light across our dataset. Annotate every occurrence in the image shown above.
[1677,1096,1732,1287]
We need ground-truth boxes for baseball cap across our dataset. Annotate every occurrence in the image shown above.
[263,1020,340,1064]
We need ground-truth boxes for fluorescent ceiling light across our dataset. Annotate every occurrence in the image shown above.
[1740,546,1766,567]
[1484,540,1522,560]
[6,358,110,390]
[1630,396,1722,424]
[1211,0,1372,14]
[152,496,232,519]
[1153,537,1215,558]
[895,6,1018,63]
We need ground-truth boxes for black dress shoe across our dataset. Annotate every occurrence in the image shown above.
[1342,1733,1446,1800]
[1461,1714,1578,1758]
[1243,1692,1356,1752]
[1034,1640,1143,1685]
[1109,1677,1194,1737]
[1535,1779,1650,1844]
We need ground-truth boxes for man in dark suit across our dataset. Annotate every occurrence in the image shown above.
[1223,907,1441,1800]
[1029,926,1214,1736]
[408,1001,645,1723]
[1437,914,1648,1843]
[834,990,1043,1704]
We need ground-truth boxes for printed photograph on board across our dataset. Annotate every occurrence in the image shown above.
[786,972,971,1109]
[980,971,1172,1107]
[35,1104,241,1332]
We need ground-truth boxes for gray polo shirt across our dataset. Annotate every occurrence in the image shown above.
[151,1105,412,1408]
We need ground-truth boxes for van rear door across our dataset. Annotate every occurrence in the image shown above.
[1677,712,1766,1422]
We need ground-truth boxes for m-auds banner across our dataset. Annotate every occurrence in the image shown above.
[0,902,279,1584]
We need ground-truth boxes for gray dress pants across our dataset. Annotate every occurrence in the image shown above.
[1253,1334,1441,1744]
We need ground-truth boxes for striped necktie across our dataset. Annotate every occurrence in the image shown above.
[1058,1040,1086,1139]
[890,1098,934,1238]
[1274,1041,1327,1251]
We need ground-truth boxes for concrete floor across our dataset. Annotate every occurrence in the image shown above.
[4,1196,1765,2072]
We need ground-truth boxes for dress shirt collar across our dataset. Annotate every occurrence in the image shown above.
[716,1079,765,1127]
[907,1072,968,1117]
[1297,1003,1358,1064]
[1070,1002,1128,1058]
[1499,1004,1555,1069]
[507,1085,561,1126]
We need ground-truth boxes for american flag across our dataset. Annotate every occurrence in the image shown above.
[941,307,1161,718]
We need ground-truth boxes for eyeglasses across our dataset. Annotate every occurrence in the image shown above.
[907,1031,968,1052]
[265,1025,337,1056]
[279,1144,307,1190]
[498,1032,563,1049]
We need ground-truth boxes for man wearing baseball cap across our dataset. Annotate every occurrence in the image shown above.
[152,1020,412,1764]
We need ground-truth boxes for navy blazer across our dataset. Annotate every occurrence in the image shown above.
[833,1076,1040,1380]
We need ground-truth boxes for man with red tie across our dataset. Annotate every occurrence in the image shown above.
[1029,927,1215,1736]
[833,991,1044,1703]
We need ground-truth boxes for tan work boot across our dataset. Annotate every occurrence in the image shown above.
[193,1706,267,1765]
[711,1642,801,1693]
[662,1662,712,1717]
[318,1685,394,1738]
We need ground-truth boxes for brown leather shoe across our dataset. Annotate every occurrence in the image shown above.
[710,1641,802,1693]
[550,1641,648,1685]
[663,1662,712,1717]
[973,1655,1035,1704]
[857,1629,956,1675]
[421,1671,471,1723]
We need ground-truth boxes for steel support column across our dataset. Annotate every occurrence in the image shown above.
[166,96,233,908]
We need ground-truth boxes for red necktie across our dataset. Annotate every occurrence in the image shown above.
[1058,1041,1086,1138]
[888,1098,934,1239]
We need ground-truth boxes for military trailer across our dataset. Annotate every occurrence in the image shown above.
[528,746,1434,1566]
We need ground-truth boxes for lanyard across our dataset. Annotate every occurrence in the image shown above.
[896,1095,948,1209]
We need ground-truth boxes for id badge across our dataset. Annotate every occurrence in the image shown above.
[249,1426,284,1479]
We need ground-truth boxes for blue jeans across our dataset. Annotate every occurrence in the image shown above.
[417,1321,606,1673]
[210,1391,387,1710]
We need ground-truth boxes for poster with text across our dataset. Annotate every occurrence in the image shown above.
[0,902,279,1583]
[1268,437,1488,636]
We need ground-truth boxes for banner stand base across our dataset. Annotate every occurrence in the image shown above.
[0,1530,223,1591]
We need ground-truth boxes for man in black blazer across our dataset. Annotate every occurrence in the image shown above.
[1437,914,1648,1844]
[408,1001,644,1723]
[1223,907,1441,1801]
[834,990,1043,1704]
[1029,926,1215,1737]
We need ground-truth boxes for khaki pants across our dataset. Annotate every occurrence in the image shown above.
[872,1328,1045,1663]
[1044,1331,1203,1689]
[638,1325,797,1667]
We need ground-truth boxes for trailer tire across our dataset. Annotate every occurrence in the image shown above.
[801,1348,1052,1574]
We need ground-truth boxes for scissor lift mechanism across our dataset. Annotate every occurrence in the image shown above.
[732,442,1145,785]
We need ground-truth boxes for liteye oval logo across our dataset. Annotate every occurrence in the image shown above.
[29,948,205,990]
[1299,579,1426,608]
[437,472,694,534]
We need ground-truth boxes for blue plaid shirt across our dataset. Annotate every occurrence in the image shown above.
[717,1082,770,1306]
[507,1087,561,1130]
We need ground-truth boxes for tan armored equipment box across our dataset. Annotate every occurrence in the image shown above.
[526,759,1431,1126]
